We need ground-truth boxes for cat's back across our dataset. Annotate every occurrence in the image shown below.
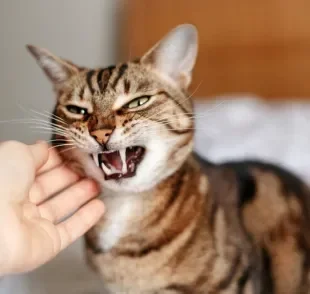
[196,153,310,293]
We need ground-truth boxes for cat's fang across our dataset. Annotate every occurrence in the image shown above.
[92,153,99,167]
[119,149,128,174]
[100,162,113,175]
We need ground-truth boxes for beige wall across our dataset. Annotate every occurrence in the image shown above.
[0,0,122,143]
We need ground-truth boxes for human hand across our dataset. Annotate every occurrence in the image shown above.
[0,141,104,275]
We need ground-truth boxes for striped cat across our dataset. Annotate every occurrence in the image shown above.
[27,24,310,293]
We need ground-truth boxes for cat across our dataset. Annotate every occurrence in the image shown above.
[27,24,310,294]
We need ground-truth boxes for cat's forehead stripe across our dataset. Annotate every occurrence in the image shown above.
[112,64,128,89]
[86,70,96,95]
[79,86,85,100]
[124,79,131,94]
[97,69,105,92]
[98,65,115,93]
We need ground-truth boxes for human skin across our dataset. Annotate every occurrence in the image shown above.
[0,140,104,275]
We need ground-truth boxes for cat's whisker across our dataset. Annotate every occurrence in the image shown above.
[31,125,70,135]
[157,108,225,121]
[70,137,86,146]
[136,123,215,137]
[146,100,227,122]
[141,100,187,121]
[49,143,76,151]
[178,80,203,104]
[58,146,78,154]
[29,109,68,125]
[43,110,66,123]
[30,125,70,134]
[15,102,67,125]
[15,103,68,129]
[151,114,215,127]
[36,131,71,139]
[29,121,70,131]
[28,119,69,131]
[144,93,196,121]
[46,138,75,144]
[0,119,72,138]
[0,118,53,125]
[143,111,210,123]
[142,84,205,122]
[7,117,70,133]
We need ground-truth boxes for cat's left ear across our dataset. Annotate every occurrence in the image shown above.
[26,45,80,86]
[141,24,198,89]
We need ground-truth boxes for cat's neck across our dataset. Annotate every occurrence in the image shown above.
[98,156,207,252]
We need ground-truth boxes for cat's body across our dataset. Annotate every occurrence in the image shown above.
[27,24,310,293]
[84,155,310,294]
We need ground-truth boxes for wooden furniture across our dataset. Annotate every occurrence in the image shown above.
[123,0,310,99]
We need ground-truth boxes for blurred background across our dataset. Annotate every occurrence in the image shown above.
[1,0,310,293]
[124,0,310,99]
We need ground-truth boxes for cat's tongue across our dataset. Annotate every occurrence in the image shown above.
[102,150,123,172]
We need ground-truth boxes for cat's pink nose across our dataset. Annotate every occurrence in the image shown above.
[90,129,112,145]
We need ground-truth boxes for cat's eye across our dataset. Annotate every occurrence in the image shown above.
[124,96,151,109]
[66,105,88,115]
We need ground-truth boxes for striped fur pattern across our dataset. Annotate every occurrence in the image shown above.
[27,24,310,293]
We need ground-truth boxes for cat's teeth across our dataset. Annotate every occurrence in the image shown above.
[110,165,120,174]
[92,153,99,167]
[101,162,113,175]
[100,162,120,175]
[119,149,127,174]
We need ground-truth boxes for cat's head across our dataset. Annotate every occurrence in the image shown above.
[27,24,198,192]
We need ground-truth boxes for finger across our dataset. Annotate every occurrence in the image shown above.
[57,199,105,250]
[0,141,48,192]
[29,164,79,204]
[0,140,48,176]
[38,147,63,174]
[38,179,100,223]
[29,141,49,171]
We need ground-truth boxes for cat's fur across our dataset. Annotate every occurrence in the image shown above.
[28,24,310,293]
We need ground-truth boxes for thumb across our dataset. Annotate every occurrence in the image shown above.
[29,141,49,171]
[0,141,49,201]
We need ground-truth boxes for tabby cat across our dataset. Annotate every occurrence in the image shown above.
[27,24,310,294]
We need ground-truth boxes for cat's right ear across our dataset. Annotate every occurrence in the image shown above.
[26,45,79,85]
[141,24,198,90]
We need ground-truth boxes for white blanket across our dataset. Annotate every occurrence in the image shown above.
[1,95,310,293]
[194,95,310,184]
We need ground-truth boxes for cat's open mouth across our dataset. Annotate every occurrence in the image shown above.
[92,146,145,180]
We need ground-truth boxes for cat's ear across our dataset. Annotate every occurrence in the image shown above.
[141,24,198,89]
[26,45,79,85]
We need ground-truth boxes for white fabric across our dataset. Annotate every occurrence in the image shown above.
[194,95,310,184]
[1,95,310,293]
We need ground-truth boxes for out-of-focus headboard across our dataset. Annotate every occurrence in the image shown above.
[122,0,310,100]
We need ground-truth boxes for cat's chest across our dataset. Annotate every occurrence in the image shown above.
[98,191,143,251]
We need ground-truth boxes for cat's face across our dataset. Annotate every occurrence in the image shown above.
[28,24,198,192]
